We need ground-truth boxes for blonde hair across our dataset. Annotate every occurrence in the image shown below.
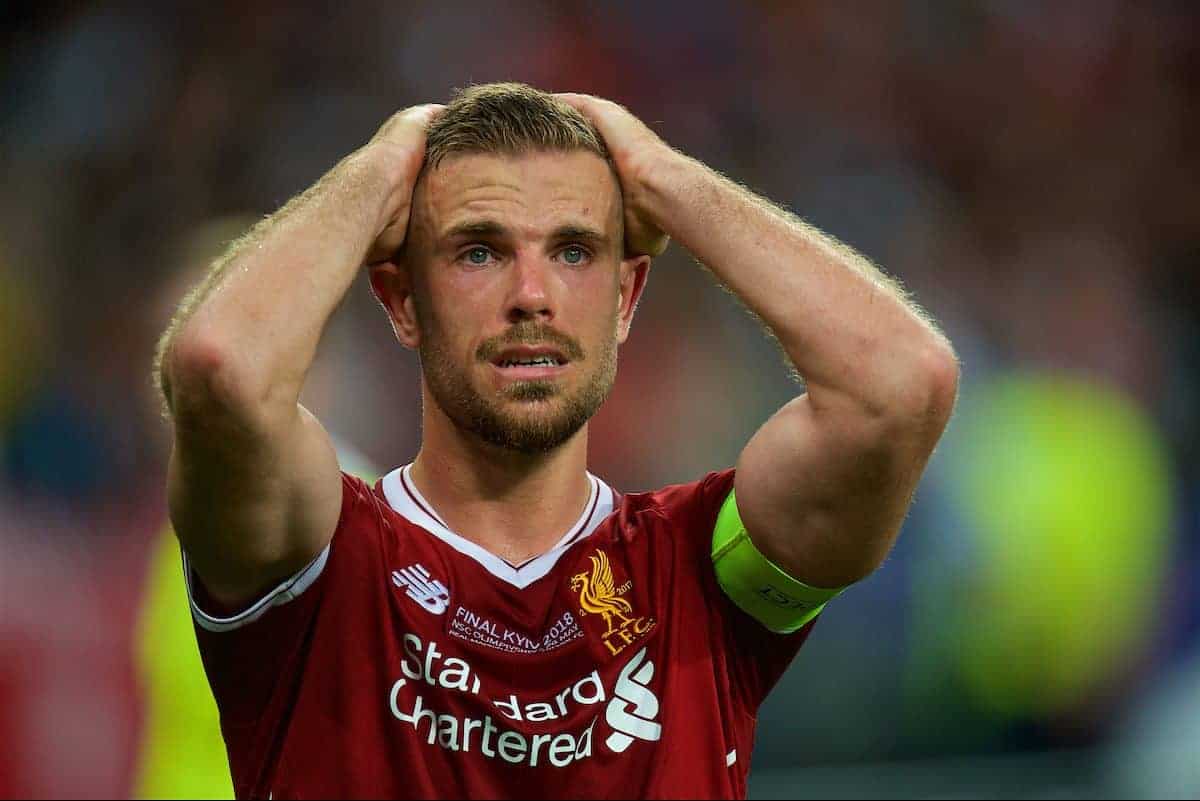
[424,83,609,169]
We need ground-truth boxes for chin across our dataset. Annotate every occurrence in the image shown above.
[480,410,586,454]
[499,380,563,403]
[499,398,570,427]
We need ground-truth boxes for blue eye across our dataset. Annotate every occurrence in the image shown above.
[561,246,587,265]
[465,247,491,265]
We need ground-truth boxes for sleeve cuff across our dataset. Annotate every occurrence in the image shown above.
[183,544,331,633]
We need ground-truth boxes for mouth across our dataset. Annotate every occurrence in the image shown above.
[489,345,571,381]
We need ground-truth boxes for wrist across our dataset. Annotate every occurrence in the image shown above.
[627,145,690,231]
[348,143,423,230]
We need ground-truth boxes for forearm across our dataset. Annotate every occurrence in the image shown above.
[638,151,954,417]
[162,146,406,419]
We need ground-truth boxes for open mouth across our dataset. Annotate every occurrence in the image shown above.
[489,346,570,379]
[496,355,566,368]
[490,346,569,368]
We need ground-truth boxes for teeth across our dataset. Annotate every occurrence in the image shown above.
[500,357,559,367]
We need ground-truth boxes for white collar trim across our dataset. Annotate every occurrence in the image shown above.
[379,463,615,589]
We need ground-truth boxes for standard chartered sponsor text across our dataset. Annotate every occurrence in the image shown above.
[389,681,598,767]
[387,632,658,767]
[389,632,600,767]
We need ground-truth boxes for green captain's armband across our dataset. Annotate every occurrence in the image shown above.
[711,489,845,634]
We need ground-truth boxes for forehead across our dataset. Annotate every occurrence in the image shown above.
[417,150,621,240]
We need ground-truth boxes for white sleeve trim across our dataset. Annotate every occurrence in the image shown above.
[184,544,331,633]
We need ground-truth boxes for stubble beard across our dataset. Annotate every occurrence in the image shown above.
[418,319,619,455]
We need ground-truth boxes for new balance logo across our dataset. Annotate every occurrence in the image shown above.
[391,564,450,615]
[605,647,661,752]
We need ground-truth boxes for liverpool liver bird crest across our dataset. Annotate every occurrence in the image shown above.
[570,551,635,637]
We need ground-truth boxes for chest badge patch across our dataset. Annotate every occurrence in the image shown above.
[569,550,655,657]
[391,564,450,615]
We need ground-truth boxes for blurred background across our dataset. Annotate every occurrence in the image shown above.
[1,1,1198,798]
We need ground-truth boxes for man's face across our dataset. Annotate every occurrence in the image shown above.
[379,150,648,454]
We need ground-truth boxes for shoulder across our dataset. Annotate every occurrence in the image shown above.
[616,468,736,527]
[594,468,735,555]
[336,471,393,536]
[311,470,415,576]
[337,470,443,557]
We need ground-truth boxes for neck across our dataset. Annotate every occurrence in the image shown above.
[408,385,593,566]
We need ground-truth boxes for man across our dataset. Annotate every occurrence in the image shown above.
[155,83,958,799]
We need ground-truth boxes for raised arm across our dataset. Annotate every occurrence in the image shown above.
[562,95,958,590]
[155,105,440,606]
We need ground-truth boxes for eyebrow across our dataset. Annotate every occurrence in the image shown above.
[442,220,508,241]
[550,225,610,250]
[440,220,612,251]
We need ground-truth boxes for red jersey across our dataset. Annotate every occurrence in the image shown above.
[188,467,814,799]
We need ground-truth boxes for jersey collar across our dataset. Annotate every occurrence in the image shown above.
[378,463,616,589]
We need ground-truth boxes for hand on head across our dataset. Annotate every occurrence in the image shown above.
[363,104,445,265]
[555,93,671,259]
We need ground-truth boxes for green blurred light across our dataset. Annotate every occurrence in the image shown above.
[945,371,1171,718]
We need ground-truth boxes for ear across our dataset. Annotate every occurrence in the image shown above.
[368,261,421,349]
[616,255,651,345]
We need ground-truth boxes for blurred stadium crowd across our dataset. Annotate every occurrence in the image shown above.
[1,1,1198,797]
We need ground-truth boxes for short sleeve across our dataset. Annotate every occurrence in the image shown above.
[661,469,818,710]
[186,472,373,726]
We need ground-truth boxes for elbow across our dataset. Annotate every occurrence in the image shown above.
[887,338,959,446]
[858,336,959,441]
[915,338,960,423]
[163,329,266,425]
[815,333,960,439]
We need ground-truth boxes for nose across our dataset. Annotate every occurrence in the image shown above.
[505,253,555,324]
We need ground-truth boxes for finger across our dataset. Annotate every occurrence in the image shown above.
[372,104,445,147]
[554,92,591,106]
[413,103,446,123]
[554,93,604,117]
[391,104,444,133]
